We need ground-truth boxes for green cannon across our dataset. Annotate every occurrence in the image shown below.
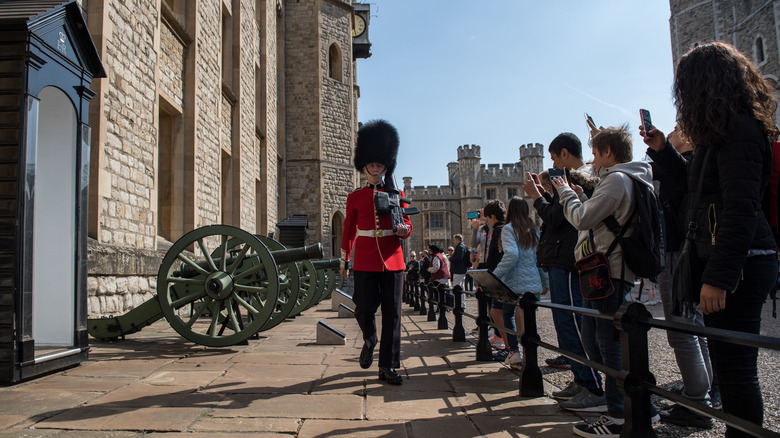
[88,225,337,347]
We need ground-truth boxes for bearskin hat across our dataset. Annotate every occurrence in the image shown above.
[354,119,399,175]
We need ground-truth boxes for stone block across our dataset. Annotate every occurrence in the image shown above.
[316,320,346,345]
[330,288,352,311]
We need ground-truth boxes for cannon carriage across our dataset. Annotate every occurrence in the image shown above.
[88,225,342,347]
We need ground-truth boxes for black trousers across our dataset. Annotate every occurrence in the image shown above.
[353,270,403,368]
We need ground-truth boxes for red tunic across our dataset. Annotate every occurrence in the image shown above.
[341,186,413,272]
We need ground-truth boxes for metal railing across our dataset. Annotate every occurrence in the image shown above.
[401,278,780,438]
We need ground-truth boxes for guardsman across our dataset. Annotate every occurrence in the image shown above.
[340,120,412,385]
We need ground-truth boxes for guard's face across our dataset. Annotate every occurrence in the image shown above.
[365,162,386,177]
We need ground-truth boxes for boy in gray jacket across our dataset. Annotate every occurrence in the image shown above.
[551,125,654,438]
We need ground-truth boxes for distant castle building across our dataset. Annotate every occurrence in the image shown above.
[669,0,780,126]
[402,143,545,252]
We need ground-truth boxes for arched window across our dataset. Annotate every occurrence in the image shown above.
[328,43,342,81]
[755,36,765,64]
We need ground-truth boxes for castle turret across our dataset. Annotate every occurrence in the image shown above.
[457,144,482,237]
[519,143,545,176]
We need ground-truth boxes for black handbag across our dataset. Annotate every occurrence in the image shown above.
[673,147,712,317]
[575,230,617,300]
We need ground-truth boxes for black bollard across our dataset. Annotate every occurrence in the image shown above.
[418,281,427,315]
[426,283,437,322]
[518,292,544,397]
[616,302,656,438]
[475,289,493,361]
[437,284,448,330]
[452,285,466,342]
[413,282,421,311]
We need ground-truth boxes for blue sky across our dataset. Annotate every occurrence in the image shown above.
[357,1,677,187]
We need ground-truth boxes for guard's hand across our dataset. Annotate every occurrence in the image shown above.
[394,224,410,237]
[340,268,349,278]
[700,283,726,314]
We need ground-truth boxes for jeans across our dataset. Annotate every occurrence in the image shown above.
[547,267,603,392]
[704,254,775,438]
[503,302,519,351]
[582,279,631,418]
[657,251,712,400]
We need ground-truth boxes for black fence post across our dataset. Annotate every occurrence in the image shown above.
[615,302,656,438]
[437,284,449,330]
[519,292,544,397]
[452,285,466,342]
[427,283,437,322]
[475,289,494,361]
[413,282,421,311]
[419,281,427,315]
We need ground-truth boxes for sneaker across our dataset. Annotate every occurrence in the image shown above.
[504,350,523,367]
[552,381,583,400]
[489,335,505,350]
[659,404,713,429]
[573,415,623,438]
[559,387,608,412]
[492,349,510,362]
[545,355,571,369]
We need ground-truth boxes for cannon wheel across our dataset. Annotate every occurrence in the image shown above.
[255,235,301,331]
[289,259,317,317]
[157,225,280,347]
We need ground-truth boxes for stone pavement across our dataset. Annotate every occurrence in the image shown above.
[0,298,588,438]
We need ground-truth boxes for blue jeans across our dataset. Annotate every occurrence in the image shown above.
[548,267,603,392]
[503,302,519,351]
[657,251,712,401]
[582,279,632,418]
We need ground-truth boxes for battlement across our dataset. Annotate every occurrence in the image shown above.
[519,143,545,159]
[480,163,522,176]
[409,185,457,197]
[457,144,481,160]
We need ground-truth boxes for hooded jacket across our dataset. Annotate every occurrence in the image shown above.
[534,168,599,271]
[557,160,654,282]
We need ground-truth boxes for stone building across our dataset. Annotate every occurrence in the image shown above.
[79,0,365,315]
[669,0,780,126]
[402,143,545,253]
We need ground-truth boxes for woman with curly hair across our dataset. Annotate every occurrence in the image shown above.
[642,42,777,437]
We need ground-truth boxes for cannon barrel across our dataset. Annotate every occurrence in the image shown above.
[177,243,323,278]
[310,258,340,270]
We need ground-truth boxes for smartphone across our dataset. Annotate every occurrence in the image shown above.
[640,109,653,133]
[467,210,481,220]
[585,112,595,128]
[548,168,565,178]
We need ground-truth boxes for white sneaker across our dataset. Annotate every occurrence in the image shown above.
[503,350,523,366]
[559,387,608,412]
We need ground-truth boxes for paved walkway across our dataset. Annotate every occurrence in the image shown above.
[0,298,586,438]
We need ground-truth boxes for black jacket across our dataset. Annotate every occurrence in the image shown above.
[450,242,469,274]
[419,256,431,282]
[405,259,419,281]
[647,145,693,252]
[534,169,598,272]
[650,114,776,292]
[486,222,504,272]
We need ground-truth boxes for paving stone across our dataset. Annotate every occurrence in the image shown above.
[229,351,328,365]
[63,359,169,378]
[212,394,364,420]
[139,369,225,386]
[12,376,135,393]
[146,433,288,437]
[409,416,482,438]
[189,416,301,434]
[83,384,197,407]
[0,416,25,430]
[298,419,408,438]
[471,414,581,437]
[365,389,465,420]
[0,390,99,416]
[35,406,205,431]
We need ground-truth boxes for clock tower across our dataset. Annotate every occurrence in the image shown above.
[353,3,371,59]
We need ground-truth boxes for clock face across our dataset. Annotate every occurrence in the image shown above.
[353,15,366,38]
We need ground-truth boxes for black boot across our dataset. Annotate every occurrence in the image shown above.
[378,367,403,385]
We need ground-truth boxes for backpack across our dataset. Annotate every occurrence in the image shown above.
[603,173,666,281]
[764,140,780,246]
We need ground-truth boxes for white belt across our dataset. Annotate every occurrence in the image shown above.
[356,229,395,237]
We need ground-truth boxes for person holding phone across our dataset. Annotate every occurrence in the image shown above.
[641,42,777,438]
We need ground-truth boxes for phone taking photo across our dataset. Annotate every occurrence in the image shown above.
[640,109,653,134]
[548,168,565,178]
[467,210,481,220]
[585,112,595,128]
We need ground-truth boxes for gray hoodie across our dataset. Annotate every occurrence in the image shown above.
[556,160,654,282]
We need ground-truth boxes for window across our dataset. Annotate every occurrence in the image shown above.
[427,212,444,229]
[507,187,518,199]
[486,188,496,199]
[756,36,765,64]
[328,43,342,81]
